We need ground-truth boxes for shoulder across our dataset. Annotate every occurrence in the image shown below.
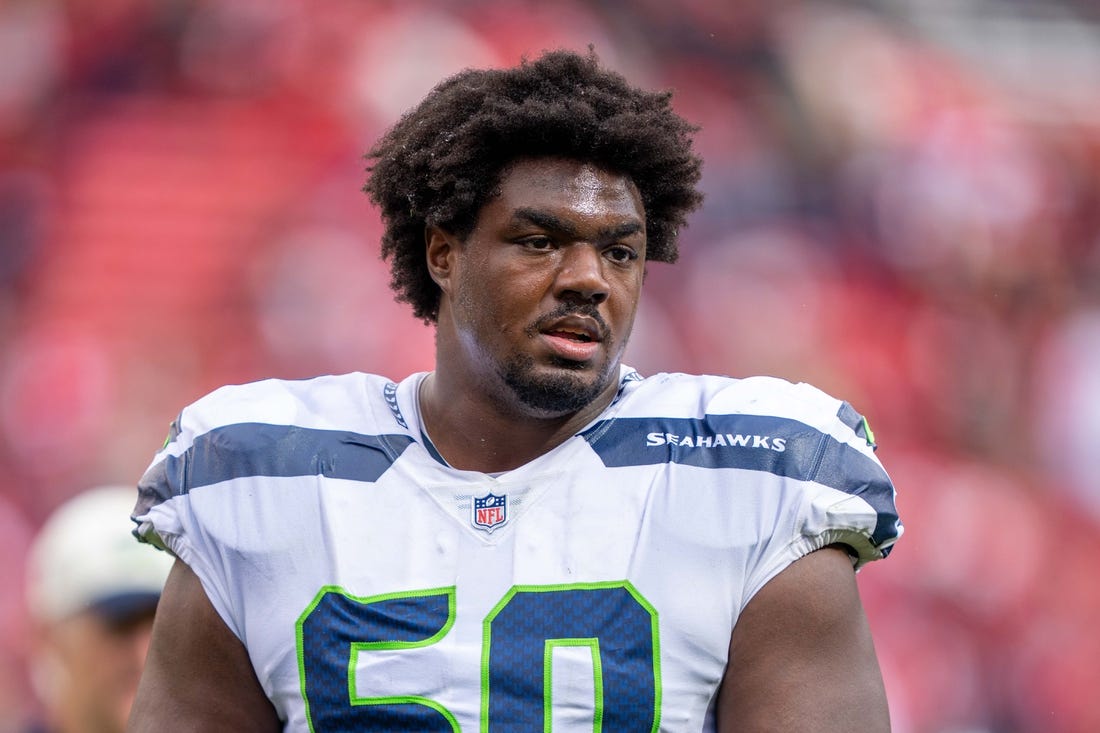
[145,372,412,491]
[134,373,416,543]
[620,372,870,446]
[606,372,901,568]
[596,371,879,461]
[167,372,400,445]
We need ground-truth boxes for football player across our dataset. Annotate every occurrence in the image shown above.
[129,50,900,732]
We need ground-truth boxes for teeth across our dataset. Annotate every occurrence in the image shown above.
[550,330,591,342]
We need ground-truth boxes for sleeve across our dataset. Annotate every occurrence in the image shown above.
[794,398,901,569]
[131,412,185,554]
[130,401,246,641]
[722,379,903,607]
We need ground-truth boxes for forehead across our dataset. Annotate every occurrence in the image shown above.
[488,158,645,224]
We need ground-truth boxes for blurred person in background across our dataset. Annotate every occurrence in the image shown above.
[23,486,172,733]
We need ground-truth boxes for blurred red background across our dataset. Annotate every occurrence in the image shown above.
[2,1,1099,731]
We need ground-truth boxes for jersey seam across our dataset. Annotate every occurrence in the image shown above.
[806,431,830,483]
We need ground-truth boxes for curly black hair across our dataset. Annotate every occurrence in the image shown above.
[364,48,704,323]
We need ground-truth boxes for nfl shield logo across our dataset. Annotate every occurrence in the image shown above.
[472,492,507,533]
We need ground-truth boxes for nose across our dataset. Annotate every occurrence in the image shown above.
[555,244,609,304]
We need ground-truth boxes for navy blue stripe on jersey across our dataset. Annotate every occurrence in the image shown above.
[138,424,415,506]
[836,401,862,435]
[582,415,899,548]
[420,429,451,467]
[836,401,874,448]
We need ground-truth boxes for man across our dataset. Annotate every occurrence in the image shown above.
[128,50,901,731]
[25,485,173,733]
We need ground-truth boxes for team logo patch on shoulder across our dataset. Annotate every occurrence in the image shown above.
[472,492,508,533]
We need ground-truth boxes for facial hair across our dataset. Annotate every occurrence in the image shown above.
[499,304,618,415]
[497,353,604,414]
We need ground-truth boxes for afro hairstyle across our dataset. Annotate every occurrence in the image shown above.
[364,48,704,323]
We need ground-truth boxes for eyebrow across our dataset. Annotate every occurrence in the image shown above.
[512,208,644,242]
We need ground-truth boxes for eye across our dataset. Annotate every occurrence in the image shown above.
[518,236,555,250]
[604,245,639,263]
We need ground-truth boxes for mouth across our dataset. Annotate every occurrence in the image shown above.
[537,315,604,362]
[544,327,596,343]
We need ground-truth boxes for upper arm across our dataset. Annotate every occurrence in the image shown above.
[127,558,281,733]
[717,545,890,732]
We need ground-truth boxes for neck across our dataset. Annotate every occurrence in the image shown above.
[418,369,619,473]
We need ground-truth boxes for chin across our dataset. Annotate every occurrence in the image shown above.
[501,354,612,415]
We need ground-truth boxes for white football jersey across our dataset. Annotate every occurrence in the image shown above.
[133,367,901,732]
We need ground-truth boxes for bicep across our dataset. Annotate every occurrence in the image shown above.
[717,545,890,732]
[128,558,281,733]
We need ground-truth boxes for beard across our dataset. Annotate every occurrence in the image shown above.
[499,351,614,415]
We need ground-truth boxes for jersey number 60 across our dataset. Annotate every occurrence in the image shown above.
[296,582,660,731]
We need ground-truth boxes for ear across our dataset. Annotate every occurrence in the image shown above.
[425,225,459,294]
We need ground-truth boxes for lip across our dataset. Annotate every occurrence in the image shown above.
[538,315,604,362]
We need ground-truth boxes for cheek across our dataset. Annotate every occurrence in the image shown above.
[458,269,539,333]
[610,280,643,329]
